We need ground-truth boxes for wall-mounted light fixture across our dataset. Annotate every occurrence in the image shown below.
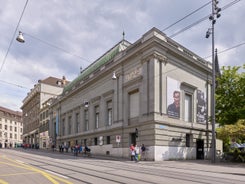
[112,71,117,80]
[84,101,89,108]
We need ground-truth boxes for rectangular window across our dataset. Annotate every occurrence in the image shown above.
[10,133,12,139]
[10,126,12,131]
[5,125,7,130]
[75,113,80,133]
[107,101,112,126]
[108,109,112,126]
[129,91,139,118]
[68,116,72,135]
[95,106,99,129]
[0,123,2,129]
[95,113,99,129]
[14,127,17,132]
[85,110,89,131]
[106,136,110,144]
[94,137,98,145]
[14,134,17,139]
[186,133,193,147]
[62,118,65,136]
[184,94,192,122]
[46,110,49,118]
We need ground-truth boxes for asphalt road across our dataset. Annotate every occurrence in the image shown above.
[0,148,244,184]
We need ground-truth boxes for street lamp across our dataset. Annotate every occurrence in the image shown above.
[206,0,221,163]
[16,31,25,43]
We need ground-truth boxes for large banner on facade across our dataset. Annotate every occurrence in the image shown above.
[167,77,180,118]
[196,89,207,123]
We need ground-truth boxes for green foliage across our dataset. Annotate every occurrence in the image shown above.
[216,119,245,152]
[215,64,245,125]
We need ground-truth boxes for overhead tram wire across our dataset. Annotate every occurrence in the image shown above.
[0,79,29,89]
[203,41,245,59]
[0,0,29,73]
[0,1,241,90]
[23,32,91,63]
[169,0,241,38]
[162,1,212,32]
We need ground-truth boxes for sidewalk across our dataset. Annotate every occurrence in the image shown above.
[17,147,130,161]
[14,147,245,167]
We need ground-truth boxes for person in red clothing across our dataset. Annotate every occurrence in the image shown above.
[130,144,135,161]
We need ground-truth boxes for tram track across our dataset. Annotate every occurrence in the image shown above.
[2,149,244,184]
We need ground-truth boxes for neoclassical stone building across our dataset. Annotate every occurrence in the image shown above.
[49,27,213,161]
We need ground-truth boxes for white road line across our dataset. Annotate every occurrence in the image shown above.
[45,170,69,179]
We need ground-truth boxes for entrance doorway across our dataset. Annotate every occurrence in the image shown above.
[196,139,204,159]
[130,133,136,146]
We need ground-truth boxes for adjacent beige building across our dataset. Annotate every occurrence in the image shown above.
[49,27,214,161]
[21,76,67,147]
[0,106,22,148]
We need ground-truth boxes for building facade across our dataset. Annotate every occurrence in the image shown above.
[21,76,67,147]
[49,27,213,161]
[0,106,22,148]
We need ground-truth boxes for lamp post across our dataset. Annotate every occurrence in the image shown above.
[206,0,221,163]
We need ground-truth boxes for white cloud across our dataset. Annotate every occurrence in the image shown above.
[0,0,244,111]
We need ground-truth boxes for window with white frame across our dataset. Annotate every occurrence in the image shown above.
[84,110,89,131]
[184,93,193,122]
[129,90,139,118]
[107,101,112,126]
[95,106,99,129]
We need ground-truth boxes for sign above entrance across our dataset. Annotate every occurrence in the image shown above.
[125,67,142,82]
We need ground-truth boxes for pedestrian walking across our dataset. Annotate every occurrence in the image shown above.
[141,144,146,161]
[130,144,135,161]
[134,144,140,162]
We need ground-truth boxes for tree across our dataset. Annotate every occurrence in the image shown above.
[215,64,245,125]
[216,119,245,152]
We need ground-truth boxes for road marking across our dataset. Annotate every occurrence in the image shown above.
[0,171,38,177]
[2,156,73,184]
[15,160,25,164]
[0,179,8,184]
[45,170,69,179]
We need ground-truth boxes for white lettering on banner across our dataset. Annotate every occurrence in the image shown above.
[125,67,142,82]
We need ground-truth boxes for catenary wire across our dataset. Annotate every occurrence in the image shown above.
[0,1,242,90]
[203,41,245,59]
[0,0,29,73]
[169,0,241,38]
[162,1,211,32]
[23,32,91,63]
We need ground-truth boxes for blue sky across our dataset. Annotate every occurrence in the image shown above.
[0,0,244,111]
